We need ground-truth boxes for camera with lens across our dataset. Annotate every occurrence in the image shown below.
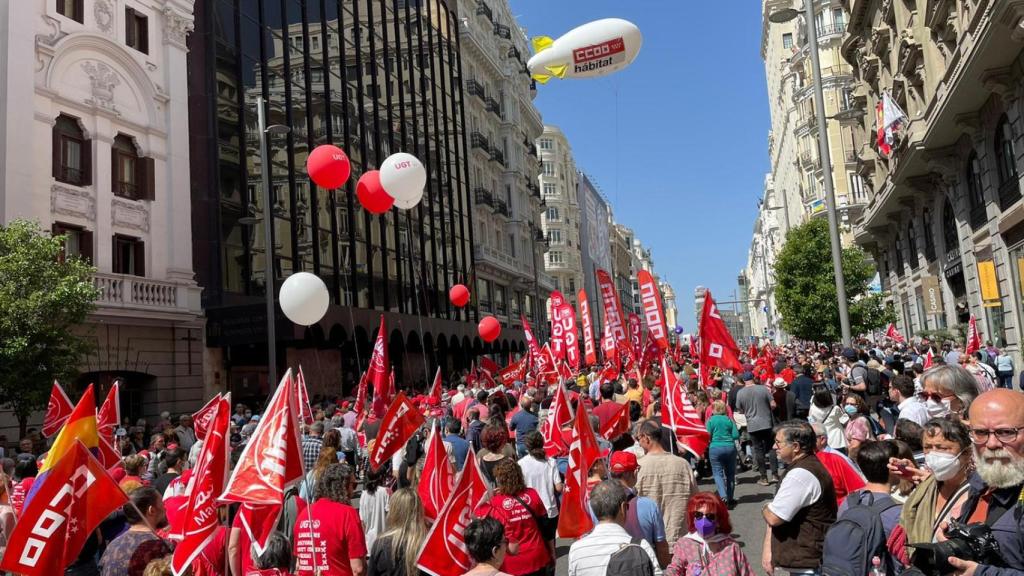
[904,519,1002,575]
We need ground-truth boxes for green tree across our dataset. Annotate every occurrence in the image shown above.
[773,218,895,342]
[0,220,98,436]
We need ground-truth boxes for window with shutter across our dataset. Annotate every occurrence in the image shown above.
[52,222,93,264]
[113,235,144,276]
[125,7,149,54]
[53,114,89,186]
[112,134,140,199]
[57,0,83,23]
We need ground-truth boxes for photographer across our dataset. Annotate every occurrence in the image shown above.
[942,389,1024,576]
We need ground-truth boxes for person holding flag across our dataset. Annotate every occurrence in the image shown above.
[292,463,366,576]
[474,459,552,576]
[98,487,170,576]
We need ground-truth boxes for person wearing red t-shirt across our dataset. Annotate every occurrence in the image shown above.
[292,463,367,576]
[592,381,623,431]
[811,423,865,506]
[474,459,552,576]
[247,531,293,576]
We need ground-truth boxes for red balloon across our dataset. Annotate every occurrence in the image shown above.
[357,170,395,214]
[449,284,470,308]
[478,316,501,343]
[307,144,351,189]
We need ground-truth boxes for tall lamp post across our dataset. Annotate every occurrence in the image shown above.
[769,4,852,346]
[239,96,291,385]
[509,219,546,341]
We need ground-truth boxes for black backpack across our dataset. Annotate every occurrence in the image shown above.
[606,537,655,576]
[865,368,883,396]
[821,491,899,576]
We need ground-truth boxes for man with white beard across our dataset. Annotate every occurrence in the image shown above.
[947,389,1024,576]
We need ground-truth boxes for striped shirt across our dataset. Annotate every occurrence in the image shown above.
[567,523,663,576]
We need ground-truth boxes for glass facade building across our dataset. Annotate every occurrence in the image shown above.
[189,0,517,396]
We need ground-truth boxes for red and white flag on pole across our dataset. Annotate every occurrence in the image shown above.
[43,380,74,438]
[923,348,935,369]
[0,442,128,576]
[417,421,454,522]
[368,392,425,471]
[219,369,304,554]
[429,367,443,405]
[638,270,669,349]
[416,451,489,576]
[557,403,601,538]
[966,314,982,356]
[628,313,643,365]
[599,401,630,441]
[192,394,222,441]
[596,268,627,345]
[354,371,368,416]
[661,356,711,458]
[698,290,742,384]
[295,366,314,426]
[578,289,597,366]
[543,379,574,457]
[550,291,567,362]
[885,323,905,343]
[876,92,907,157]
[172,394,231,576]
[498,355,528,387]
[96,381,121,443]
[521,314,543,374]
[369,316,390,418]
[555,301,580,372]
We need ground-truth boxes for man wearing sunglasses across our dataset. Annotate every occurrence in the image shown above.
[946,389,1024,576]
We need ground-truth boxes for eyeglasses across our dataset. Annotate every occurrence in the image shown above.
[692,511,717,522]
[969,427,1024,444]
[918,391,950,403]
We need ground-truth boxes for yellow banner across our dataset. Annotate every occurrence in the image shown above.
[979,260,1000,302]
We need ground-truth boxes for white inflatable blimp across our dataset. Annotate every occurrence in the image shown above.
[527,18,642,83]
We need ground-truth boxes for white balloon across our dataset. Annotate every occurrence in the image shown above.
[527,18,642,82]
[379,152,427,203]
[393,186,424,210]
[279,272,329,326]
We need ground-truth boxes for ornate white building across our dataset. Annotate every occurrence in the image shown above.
[538,124,583,312]
[0,0,201,428]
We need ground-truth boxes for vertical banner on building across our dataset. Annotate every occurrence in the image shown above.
[638,270,669,349]
[921,275,944,316]
[978,260,1001,305]
[628,313,643,362]
[595,269,627,344]
[578,289,597,366]
[556,301,580,372]
[550,291,567,361]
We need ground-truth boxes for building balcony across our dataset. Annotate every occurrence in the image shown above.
[474,245,521,278]
[485,97,502,117]
[471,132,489,151]
[467,79,486,100]
[494,199,510,217]
[474,187,494,208]
[93,272,201,318]
[475,1,493,23]
[490,147,505,166]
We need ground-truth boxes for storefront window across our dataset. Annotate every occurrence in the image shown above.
[1009,244,1024,347]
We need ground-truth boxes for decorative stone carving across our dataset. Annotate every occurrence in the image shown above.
[82,61,120,112]
[163,8,194,49]
[94,0,113,35]
[51,185,96,220]
[35,15,65,48]
[111,198,150,232]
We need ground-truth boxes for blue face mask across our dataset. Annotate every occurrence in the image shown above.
[694,517,717,537]
[844,405,858,415]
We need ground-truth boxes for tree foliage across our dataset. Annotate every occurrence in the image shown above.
[774,218,895,342]
[0,220,98,435]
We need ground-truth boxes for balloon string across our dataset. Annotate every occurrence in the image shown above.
[405,225,432,389]
[339,251,364,388]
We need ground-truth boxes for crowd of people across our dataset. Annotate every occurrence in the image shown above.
[2,338,1024,576]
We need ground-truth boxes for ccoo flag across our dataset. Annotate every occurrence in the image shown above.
[42,381,73,438]
[368,392,425,471]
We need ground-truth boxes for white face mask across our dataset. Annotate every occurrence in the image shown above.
[925,449,964,481]
[925,397,951,418]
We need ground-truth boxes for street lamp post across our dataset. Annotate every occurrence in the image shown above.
[770,4,853,346]
[241,96,291,386]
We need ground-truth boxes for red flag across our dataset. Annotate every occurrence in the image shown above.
[885,323,905,343]
[578,289,597,366]
[923,348,934,369]
[295,366,314,426]
[96,381,121,443]
[617,338,636,373]
[0,442,128,576]
[661,356,711,458]
[192,394,222,441]
[558,403,600,538]
[966,314,982,356]
[354,371,368,415]
[498,356,528,386]
[172,395,231,576]
[479,357,500,377]
[368,392,425,471]
[219,370,304,552]
[698,290,742,373]
[416,451,489,576]
[429,367,443,405]
[557,301,580,372]
[550,290,567,361]
[417,422,454,522]
[601,330,617,368]
[369,316,390,418]
[43,381,73,438]
[237,503,282,558]
[599,401,630,440]
[543,379,574,457]
[536,343,556,381]
[628,313,643,364]
[521,314,543,374]
[596,268,627,344]
[638,270,669,349]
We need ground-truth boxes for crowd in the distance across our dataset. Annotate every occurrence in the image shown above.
[2,337,1024,576]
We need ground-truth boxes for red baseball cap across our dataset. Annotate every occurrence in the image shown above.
[610,451,639,474]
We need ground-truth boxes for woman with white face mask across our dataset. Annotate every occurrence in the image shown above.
[918,365,980,422]
[888,418,973,566]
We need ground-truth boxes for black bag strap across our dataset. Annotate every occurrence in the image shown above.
[511,493,543,527]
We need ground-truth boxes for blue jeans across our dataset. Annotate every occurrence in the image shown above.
[709,444,737,502]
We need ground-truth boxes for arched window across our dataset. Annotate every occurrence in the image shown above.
[895,233,905,273]
[966,151,986,229]
[995,114,1020,208]
[922,206,936,261]
[52,114,91,186]
[907,219,919,270]
[943,198,959,259]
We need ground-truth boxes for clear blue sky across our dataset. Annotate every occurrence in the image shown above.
[510,1,770,329]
